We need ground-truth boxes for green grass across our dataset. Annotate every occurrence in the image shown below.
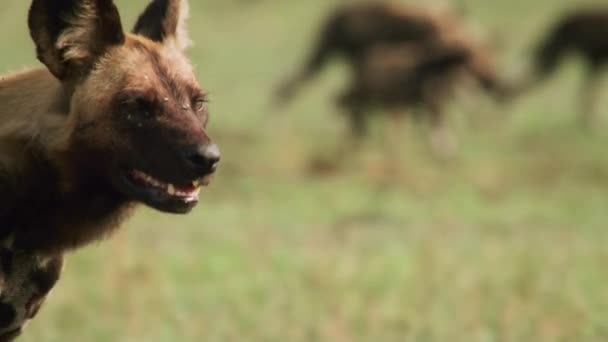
[1,0,608,340]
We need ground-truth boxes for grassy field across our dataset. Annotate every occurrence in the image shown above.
[2,0,608,341]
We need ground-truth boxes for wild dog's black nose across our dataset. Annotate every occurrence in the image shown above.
[184,143,220,175]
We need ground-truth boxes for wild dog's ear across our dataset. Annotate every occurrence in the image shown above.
[133,0,191,50]
[28,0,125,81]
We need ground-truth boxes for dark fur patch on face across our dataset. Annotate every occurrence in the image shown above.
[30,257,62,296]
[0,303,16,329]
[0,249,13,277]
[0,327,21,341]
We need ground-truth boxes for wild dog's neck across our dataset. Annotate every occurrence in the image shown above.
[9,153,136,254]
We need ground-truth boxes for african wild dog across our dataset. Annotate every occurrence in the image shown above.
[522,8,608,126]
[275,2,507,152]
[0,0,218,339]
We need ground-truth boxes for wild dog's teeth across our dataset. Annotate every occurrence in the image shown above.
[167,184,176,195]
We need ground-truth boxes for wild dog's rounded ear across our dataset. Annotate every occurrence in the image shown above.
[133,0,191,51]
[28,0,125,81]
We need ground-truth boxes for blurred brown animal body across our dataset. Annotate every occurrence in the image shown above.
[337,40,505,155]
[528,9,608,125]
[277,2,505,145]
[0,0,219,340]
[339,43,474,136]
[278,2,459,96]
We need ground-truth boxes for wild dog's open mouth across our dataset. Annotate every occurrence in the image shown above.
[121,169,213,213]
[129,170,210,201]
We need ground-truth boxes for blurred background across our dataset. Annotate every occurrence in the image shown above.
[2,0,608,340]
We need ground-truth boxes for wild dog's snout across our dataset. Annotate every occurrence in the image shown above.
[182,143,220,175]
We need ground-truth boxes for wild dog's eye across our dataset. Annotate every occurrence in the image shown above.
[121,96,154,123]
[138,108,153,119]
[134,98,154,118]
[193,96,208,113]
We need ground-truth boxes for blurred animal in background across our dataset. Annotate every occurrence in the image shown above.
[338,40,504,154]
[276,2,455,104]
[0,0,218,340]
[519,8,608,127]
[275,2,509,154]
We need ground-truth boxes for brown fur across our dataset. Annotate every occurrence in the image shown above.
[0,0,217,339]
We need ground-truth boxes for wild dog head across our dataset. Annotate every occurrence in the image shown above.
[28,0,219,214]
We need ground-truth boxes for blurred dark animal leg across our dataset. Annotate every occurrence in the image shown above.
[348,107,368,148]
[386,109,406,148]
[580,66,602,130]
[350,108,369,138]
[384,109,407,175]
[428,103,457,158]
